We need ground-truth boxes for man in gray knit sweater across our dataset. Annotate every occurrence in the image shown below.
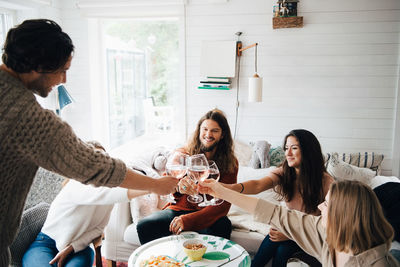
[0,19,178,266]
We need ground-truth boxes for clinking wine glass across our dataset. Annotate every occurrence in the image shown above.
[187,154,209,204]
[162,151,188,204]
[198,160,224,207]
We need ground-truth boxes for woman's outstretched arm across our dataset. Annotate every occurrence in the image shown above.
[199,179,259,213]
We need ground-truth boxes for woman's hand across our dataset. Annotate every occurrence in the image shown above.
[269,228,289,242]
[200,179,259,214]
[198,179,223,198]
[178,177,197,195]
[169,216,184,235]
[49,244,74,267]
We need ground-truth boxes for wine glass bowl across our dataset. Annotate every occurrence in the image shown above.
[186,154,209,204]
[198,160,224,207]
[162,151,188,203]
[166,151,188,179]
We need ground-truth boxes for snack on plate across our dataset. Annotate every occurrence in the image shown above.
[139,255,185,267]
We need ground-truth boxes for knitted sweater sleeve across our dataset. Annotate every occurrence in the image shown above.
[12,100,126,187]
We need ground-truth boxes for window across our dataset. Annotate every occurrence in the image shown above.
[100,18,182,150]
[0,11,14,63]
[106,48,146,148]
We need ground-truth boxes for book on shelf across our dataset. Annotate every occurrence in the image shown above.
[198,83,230,90]
[198,86,230,90]
[199,82,230,86]
[204,77,230,83]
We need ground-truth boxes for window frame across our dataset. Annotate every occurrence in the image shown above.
[88,16,186,149]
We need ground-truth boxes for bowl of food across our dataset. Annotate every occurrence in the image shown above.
[182,239,207,261]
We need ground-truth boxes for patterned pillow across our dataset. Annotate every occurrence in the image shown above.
[326,155,376,185]
[269,146,285,167]
[24,168,64,210]
[325,152,384,174]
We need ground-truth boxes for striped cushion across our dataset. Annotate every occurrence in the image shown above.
[325,152,384,173]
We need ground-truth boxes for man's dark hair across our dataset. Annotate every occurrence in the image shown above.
[2,19,74,73]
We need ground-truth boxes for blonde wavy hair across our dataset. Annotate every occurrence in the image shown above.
[326,180,393,255]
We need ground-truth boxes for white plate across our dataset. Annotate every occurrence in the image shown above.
[129,234,251,267]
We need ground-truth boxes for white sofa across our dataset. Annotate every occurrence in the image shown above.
[102,147,399,266]
[101,165,273,264]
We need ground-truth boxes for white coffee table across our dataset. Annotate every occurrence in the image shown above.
[128,232,251,266]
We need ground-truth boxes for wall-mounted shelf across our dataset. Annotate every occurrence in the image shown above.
[198,86,230,90]
[273,16,303,29]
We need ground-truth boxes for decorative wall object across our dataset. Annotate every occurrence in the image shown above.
[273,0,303,29]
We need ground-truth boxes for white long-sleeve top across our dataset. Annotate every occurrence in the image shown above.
[42,180,129,252]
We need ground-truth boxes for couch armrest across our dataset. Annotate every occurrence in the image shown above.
[104,202,132,243]
[10,202,50,266]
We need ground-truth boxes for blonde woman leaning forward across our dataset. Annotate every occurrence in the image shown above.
[199,180,399,267]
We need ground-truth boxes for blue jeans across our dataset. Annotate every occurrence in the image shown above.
[390,249,400,263]
[22,232,94,267]
[136,209,232,244]
[252,235,301,267]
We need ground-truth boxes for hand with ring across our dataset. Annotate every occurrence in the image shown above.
[178,177,197,195]
[169,216,184,235]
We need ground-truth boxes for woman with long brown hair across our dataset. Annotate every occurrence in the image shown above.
[226,129,333,267]
[200,180,399,266]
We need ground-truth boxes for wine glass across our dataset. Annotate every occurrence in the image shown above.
[186,154,209,204]
[162,151,188,204]
[198,160,224,207]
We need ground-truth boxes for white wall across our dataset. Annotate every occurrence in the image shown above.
[184,0,400,175]
[3,0,400,175]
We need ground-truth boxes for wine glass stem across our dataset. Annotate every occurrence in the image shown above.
[202,193,208,205]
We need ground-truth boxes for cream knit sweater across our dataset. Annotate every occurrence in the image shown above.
[0,69,126,257]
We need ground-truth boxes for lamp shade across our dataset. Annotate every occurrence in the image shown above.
[248,74,262,102]
[56,85,73,115]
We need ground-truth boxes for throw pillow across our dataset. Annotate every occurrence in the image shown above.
[326,152,384,173]
[130,194,160,225]
[24,168,64,210]
[269,146,285,167]
[327,155,376,185]
[234,140,253,166]
[340,152,384,172]
[128,167,162,225]
[249,140,271,169]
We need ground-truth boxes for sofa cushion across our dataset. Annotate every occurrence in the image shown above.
[24,168,64,210]
[230,230,265,255]
[10,202,50,266]
[325,152,384,173]
[326,155,376,185]
[123,223,141,246]
[369,175,400,190]
[234,140,253,166]
[130,194,160,225]
[237,166,274,184]
[229,166,280,238]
